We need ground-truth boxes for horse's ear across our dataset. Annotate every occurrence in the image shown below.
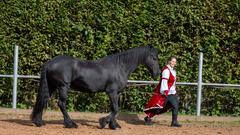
[147,45,157,52]
[147,44,154,48]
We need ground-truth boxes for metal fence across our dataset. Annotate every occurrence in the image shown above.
[1,45,240,116]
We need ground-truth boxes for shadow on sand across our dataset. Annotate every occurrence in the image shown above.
[117,112,145,125]
[1,112,165,128]
[1,118,100,128]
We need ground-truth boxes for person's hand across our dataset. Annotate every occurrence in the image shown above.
[162,91,168,97]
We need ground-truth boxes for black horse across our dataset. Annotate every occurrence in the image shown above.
[31,45,160,129]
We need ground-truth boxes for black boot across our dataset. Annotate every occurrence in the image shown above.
[144,116,152,125]
[171,114,181,127]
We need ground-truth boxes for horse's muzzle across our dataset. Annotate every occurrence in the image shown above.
[152,71,160,80]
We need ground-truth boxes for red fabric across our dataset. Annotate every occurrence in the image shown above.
[144,82,166,112]
[144,66,176,113]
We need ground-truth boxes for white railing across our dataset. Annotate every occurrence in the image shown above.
[1,45,240,116]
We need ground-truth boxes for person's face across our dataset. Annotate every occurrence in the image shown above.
[169,58,177,68]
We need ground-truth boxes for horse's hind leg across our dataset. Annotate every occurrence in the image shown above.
[58,85,78,128]
[31,84,55,127]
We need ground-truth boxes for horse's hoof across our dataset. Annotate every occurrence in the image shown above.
[34,123,44,127]
[32,120,45,127]
[64,121,78,128]
[109,120,121,130]
[109,124,117,130]
[99,117,108,129]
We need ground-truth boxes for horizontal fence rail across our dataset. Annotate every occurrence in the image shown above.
[127,80,240,88]
[0,45,240,116]
[0,75,40,79]
[1,75,239,88]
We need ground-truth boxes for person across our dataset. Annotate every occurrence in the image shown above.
[144,56,181,127]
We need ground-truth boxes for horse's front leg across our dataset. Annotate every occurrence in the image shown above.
[99,91,121,129]
[58,85,78,128]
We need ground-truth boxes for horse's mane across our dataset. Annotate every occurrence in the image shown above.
[98,46,150,65]
[76,46,151,66]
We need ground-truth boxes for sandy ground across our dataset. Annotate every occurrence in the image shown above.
[0,108,239,135]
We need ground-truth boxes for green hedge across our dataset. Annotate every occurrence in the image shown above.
[0,0,239,116]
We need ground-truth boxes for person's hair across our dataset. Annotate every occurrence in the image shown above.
[167,56,177,62]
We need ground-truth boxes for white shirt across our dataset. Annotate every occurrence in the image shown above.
[160,65,176,95]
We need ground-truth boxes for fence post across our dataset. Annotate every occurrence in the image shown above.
[12,45,19,109]
[197,52,203,116]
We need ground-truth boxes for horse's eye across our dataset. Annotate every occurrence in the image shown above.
[152,56,157,60]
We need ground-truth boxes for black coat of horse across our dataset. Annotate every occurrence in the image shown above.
[31,45,160,129]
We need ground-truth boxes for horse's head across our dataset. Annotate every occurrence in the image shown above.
[145,45,160,79]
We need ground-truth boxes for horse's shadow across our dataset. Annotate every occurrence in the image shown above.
[1,119,100,128]
[1,112,146,128]
[117,112,145,125]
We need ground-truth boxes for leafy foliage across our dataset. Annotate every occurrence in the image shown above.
[0,0,239,115]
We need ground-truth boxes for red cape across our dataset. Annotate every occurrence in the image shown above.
[144,81,167,113]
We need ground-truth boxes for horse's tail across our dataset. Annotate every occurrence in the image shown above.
[31,63,50,121]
